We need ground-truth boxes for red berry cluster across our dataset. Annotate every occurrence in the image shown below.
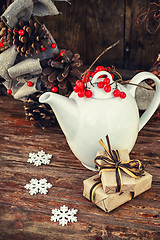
[97,76,126,99]
[91,65,114,79]
[97,76,111,92]
[73,65,127,99]
[73,66,110,98]
[73,80,92,98]
[113,89,126,99]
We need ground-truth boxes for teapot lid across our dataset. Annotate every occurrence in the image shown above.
[86,71,114,99]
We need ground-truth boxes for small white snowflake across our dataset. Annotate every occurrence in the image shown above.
[51,205,78,226]
[27,150,52,166]
[24,178,52,195]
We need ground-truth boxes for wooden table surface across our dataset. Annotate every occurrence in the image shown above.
[0,95,160,240]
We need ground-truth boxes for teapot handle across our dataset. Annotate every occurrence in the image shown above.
[127,71,160,131]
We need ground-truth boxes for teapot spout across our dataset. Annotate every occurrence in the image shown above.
[39,92,78,140]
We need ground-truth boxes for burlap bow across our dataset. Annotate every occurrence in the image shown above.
[1,0,70,28]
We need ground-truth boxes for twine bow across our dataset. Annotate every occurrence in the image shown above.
[94,136,144,193]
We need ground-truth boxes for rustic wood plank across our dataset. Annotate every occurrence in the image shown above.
[0,95,160,240]
[125,0,160,70]
[40,0,87,64]
[86,0,124,68]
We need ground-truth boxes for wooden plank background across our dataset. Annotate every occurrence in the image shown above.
[40,0,160,69]
[125,0,160,70]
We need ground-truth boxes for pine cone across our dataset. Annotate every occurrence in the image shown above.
[0,20,13,53]
[40,49,83,96]
[13,17,50,58]
[24,92,57,128]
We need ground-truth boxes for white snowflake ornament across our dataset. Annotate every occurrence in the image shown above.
[24,178,52,195]
[28,150,52,166]
[51,205,78,226]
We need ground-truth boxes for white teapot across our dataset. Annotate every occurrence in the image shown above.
[39,71,160,170]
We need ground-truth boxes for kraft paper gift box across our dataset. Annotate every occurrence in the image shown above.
[95,150,136,194]
[83,171,152,213]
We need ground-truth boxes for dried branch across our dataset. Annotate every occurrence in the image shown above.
[88,41,120,72]
[136,2,160,34]
[110,67,154,91]
[81,40,120,79]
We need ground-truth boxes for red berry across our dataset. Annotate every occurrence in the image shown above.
[76,80,84,90]
[97,81,104,88]
[95,66,105,72]
[51,86,58,92]
[41,46,46,51]
[113,89,120,97]
[78,91,85,98]
[110,73,114,79]
[120,91,126,99]
[106,67,111,72]
[18,29,25,36]
[103,77,110,85]
[104,85,111,93]
[84,70,91,82]
[51,43,56,48]
[60,50,66,57]
[27,81,33,87]
[73,86,79,93]
[83,75,89,83]
[76,80,81,85]
[86,70,91,77]
[85,90,92,98]
[91,72,95,78]
[7,89,12,95]
[84,70,91,78]
[98,74,106,78]
[0,42,4,48]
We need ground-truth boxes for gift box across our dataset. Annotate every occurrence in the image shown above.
[94,137,144,194]
[95,150,136,194]
[83,171,152,213]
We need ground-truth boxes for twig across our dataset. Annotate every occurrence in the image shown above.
[136,2,160,34]
[122,82,154,90]
[81,40,120,78]
[110,67,154,91]
[88,40,120,71]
